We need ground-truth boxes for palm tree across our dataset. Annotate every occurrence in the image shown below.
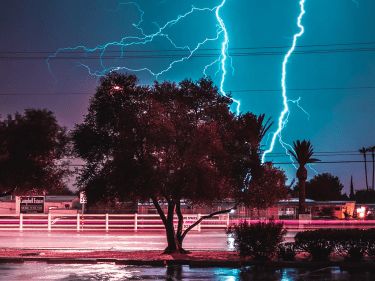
[359,147,369,191]
[288,140,320,216]
[368,146,375,191]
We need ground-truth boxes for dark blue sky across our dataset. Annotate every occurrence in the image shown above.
[1,0,375,194]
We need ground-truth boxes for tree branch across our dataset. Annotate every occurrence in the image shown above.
[151,195,167,227]
[180,204,237,242]
[175,201,184,242]
[0,186,17,198]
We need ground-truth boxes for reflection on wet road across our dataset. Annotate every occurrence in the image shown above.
[1,263,375,281]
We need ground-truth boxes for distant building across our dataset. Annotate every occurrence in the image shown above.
[0,195,80,215]
[0,195,363,220]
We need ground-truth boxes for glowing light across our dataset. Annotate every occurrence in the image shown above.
[357,207,365,218]
[47,1,240,114]
[261,0,306,164]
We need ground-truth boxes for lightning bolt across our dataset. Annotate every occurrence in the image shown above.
[261,0,307,164]
[352,0,359,8]
[215,1,241,115]
[47,0,240,114]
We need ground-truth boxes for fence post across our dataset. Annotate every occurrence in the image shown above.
[134,213,137,232]
[77,213,80,231]
[20,213,23,231]
[48,213,51,232]
[197,214,201,232]
[106,214,109,232]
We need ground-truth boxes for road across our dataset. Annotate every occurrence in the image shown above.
[0,230,233,251]
[2,263,372,281]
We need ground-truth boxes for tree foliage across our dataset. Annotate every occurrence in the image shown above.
[353,189,375,203]
[0,109,70,197]
[72,72,288,253]
[303,173,344,201]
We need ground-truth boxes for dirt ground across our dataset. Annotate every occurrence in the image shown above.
[0,249,352,262]
[0,249,240,260]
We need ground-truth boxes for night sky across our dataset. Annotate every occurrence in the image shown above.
[1,0,375,195]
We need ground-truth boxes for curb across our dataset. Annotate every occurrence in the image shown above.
[0,258,24,263]
[115,259,166,266]
[0,257,374,269]
[47,258,98,264]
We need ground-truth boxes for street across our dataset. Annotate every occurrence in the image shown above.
[0,230,232,251]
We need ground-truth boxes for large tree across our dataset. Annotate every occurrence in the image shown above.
[288,140,320,216]
[304,173,344,201]
[72,72,288,253]
[0,109,70,197]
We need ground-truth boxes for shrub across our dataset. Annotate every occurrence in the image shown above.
[364,228,375,260]
[332,229,366,262]
[294,229,336,261]
[278,242,297,261]
[227,220,286,261]
[365,213,375,220]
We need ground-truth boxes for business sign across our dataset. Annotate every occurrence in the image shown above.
[20,196,44,213]
[173,214,198,231]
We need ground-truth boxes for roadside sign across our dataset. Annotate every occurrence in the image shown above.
[20,196,44,213]
[80,191,87,204]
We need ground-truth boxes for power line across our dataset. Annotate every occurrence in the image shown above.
[1,86,375,96]
[2,47,374,60]
[2,41,375,54]
[271,161,369,165]
[230,86,375,93]
[65,160,371,167]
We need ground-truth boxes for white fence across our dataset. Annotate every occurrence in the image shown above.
[1,214,375,232]
[0,213,229,232]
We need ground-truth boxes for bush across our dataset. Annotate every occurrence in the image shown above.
[294,229,336,261]
[365,213,375,220]
[364,228,375,260]
[332,229,366,262]
[227,221,286,261]
[278,242,297,261]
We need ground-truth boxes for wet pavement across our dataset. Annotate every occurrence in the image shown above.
[0,231,231,251]
[1,263,375,280]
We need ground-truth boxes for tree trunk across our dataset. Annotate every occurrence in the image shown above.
[296,166,307,216]
[151,196,186,254]
[164,201,176,253]
[299,180,306,215]
[175,201,184,246]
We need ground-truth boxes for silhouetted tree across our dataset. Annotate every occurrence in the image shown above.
[359,147,369,191]
[0,109,70,197]
[72,72,288,253]
[350,175,354,199]
[353,190,375,203]
[304,173,344,201]
[288,140,320,215]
